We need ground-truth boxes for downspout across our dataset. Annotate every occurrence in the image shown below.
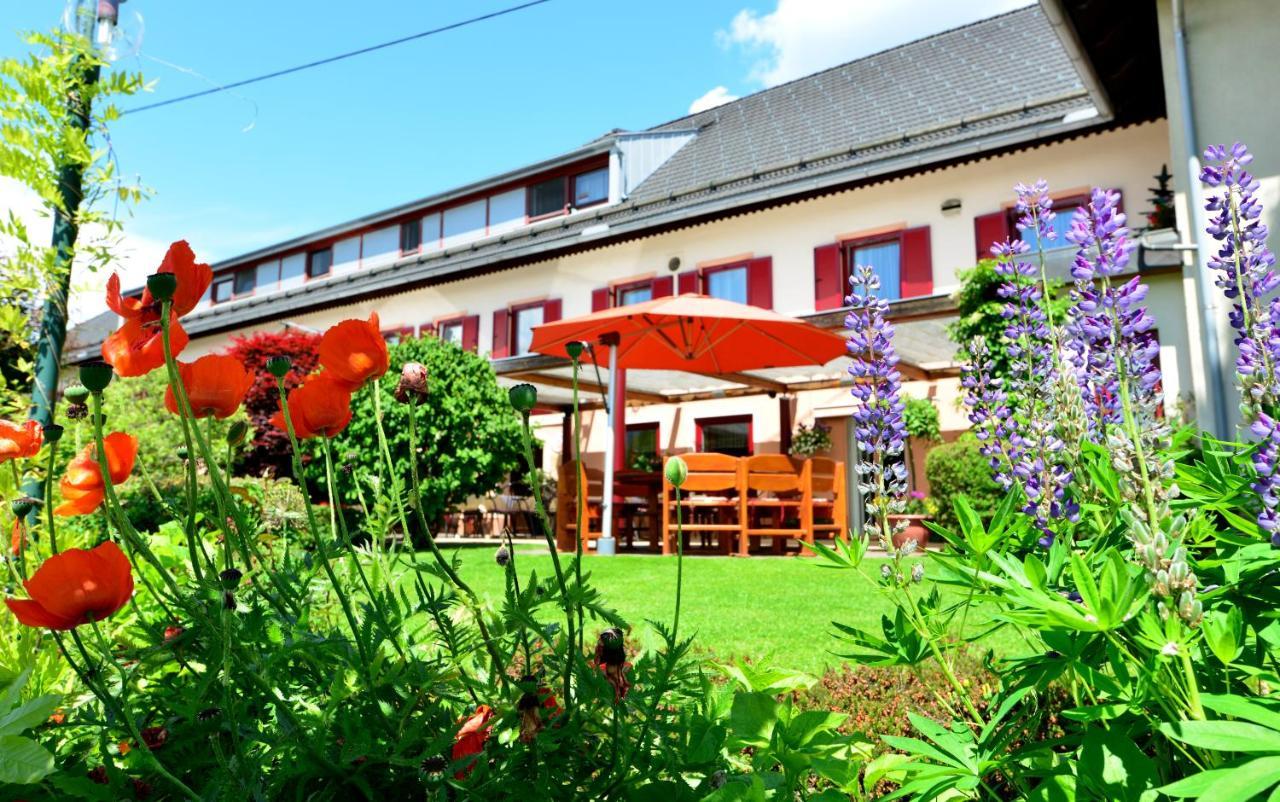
[1173,0,1230,437]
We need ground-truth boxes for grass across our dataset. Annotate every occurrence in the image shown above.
[423,549,1023,675]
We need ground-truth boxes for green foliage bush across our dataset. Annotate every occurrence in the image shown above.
[301,335,524,531]
[924,432,1002,527]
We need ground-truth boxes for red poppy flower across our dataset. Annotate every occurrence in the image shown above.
[0,419,42,463]
[10,519,22,556]
[164,354,253,419]
[451,704,493,779]
[269,373,353,439]
[4,541,134,630]
[102,314,190,378]
[518,687,562,743]
[55,432,139,516]
[319,313,389,389]
[106,240,212,325]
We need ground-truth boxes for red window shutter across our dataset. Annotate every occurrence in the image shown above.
[492,309,510,358]
[899,226,933,299]
[973,211,1011,261]
[746,257,773,309]
[543,298,562,323]
[591,288,611,311]
[651,275,674,298]
[461,315,479,352]
[678,271,698,295]
[813,243,843,311]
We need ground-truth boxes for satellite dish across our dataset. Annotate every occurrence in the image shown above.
[61,0,143,62]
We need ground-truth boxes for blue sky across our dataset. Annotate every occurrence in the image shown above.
[1,0,1028,315]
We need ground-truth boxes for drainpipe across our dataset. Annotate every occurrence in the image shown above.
[1173,0,1230,437]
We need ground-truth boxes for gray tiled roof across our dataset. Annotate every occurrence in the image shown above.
[630,5,1085,201]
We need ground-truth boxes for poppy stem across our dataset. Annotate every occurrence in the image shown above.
[403,396,509,687]
[86,621,202,801]
[502,528,533,670]
[321,437,405,660]
[517,413,576,714]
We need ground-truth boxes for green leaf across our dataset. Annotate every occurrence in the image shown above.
[728,692,778,747]
[1193,756,1280,801]
[0,735,55,785]
[1159,721,1280,754]
[1079,727,1159,801]
[0,694,60,737]
[1201,695,1280,731]
[1202,608,1244,665]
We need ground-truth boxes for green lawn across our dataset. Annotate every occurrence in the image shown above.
[426,549,1019,675]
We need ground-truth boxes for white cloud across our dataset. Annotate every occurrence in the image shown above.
[717,0,1034,87]
[688,85,741,114]
[0,176,171,325]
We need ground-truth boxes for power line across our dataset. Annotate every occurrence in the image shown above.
[121,0,551,116]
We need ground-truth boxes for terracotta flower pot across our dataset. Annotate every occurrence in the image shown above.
[889,514,931,551]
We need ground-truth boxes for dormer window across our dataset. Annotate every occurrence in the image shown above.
[573,167,608,207]
[307,247,333,279]
[528,177,567,218]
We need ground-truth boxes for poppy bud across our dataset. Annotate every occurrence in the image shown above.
[394,361,430,403]
[565,340,586,361]
[176,447,189,461]
[495,545,510,567]
[64,385,90,404]
[10,497,41,518]
[664,456,688,488]
[146,272,178,302]
[508,383,538,413]
[79,361,114,393]
[219,568,243,589]
[266,356,292,378]
[42,423,63,443]
[226,420,249,447]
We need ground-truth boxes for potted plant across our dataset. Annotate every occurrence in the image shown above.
[890,490,936,551]
[790,421,832,458]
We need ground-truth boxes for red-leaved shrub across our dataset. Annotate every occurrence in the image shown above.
[225,329,320,477]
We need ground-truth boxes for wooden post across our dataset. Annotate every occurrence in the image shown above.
[779,395,793,455]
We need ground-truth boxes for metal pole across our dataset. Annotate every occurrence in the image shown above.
[600,341,618,548]
[1173,0,1229,438]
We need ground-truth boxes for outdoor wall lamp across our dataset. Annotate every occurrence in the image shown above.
[940,198,962,215]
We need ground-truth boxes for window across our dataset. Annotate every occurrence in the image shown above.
[573,167,608,208]
[438,320,465,347]
[400,220,421,253]
[528,177,567,218]
[704,266,748,304]
[617,283,653,307]
[513,304,545,356]
[382,326,414,345]
[697,415,752,457]
[846,238,901,302]
[211,277,234,304]
[233,269,255,297]
[307,247,333,279]
[1014,194,1088,252]
[625,423,659,470]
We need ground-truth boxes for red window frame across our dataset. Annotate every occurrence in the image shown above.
[1005,192,1091,249]
[210,276,234,305]
[435,316,467,347]
[306,247,333,280]
[614,278,656,307]
[695,414,754,457]
[624,422,660,467]
[839,231,902,290]
[381,325,415,344]
[509,300,549,357]
[699,262,749,301]
[571,166,609,209]
[399,219,422,255]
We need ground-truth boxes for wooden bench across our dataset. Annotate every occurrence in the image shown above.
[661,453,743,555]
[740,454,811,556]
[556,460,603,553]
[805,456,848,545]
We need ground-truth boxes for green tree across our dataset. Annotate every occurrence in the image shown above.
[305,335,524,533]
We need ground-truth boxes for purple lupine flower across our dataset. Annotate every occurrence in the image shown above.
[1013,179,1057,249]
[988,233,1077,545]
[960,338,1017,488]
[845,264,908,554]
[1202,142,1280,411]
[1202,142,1280,548]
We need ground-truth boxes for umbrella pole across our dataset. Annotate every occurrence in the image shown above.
[600,342,619,552]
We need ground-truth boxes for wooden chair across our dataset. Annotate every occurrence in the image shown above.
[740,455,810,556]
[556,461,603,553]
[805,457,848,546]
[661,453,743,555]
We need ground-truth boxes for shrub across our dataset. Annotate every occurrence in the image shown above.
[301,334,524,533]
[225,329,320,477]
[923,431,1001,526]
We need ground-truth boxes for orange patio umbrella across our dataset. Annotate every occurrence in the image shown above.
[529,294,848,372]
[530,294,848,547]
